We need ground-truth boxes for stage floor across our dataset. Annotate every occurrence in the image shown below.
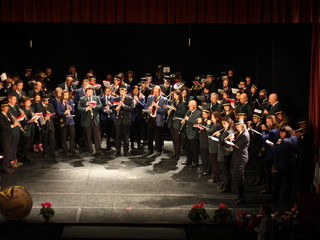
[0,140,293,223]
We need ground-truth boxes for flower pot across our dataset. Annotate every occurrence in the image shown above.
[44,217,52,223]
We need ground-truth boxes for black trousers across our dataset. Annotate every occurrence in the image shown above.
[185,138,200,165]
[170,128,181,155]
[130,119,142,144]
[250,146,263,183]
[1,137,14,172]
[12,135,20,160]
[23,135,33,159]
[42,129,55,153]
[209,152,220,181]
[100,119,114,149]
[263,158,275,192]
[272,169,292,201]
[115,124,130,154]
[60,125,75,153]
[147,118,164,152]
[84,119,101,153]
[200,148,209,172]
[232,159,247,201]
[221,156,232,190]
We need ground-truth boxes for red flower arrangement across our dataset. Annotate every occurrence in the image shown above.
[214,202,233,222]
[39,202,55,222]
[236,211,262,232]
[187,202,209,223]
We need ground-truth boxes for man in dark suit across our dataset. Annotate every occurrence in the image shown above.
[113,86,134,156]
[264,93,282,116]
[78,86,103,155]
[35,95,56,157]
[181,100,202,168]
[144,85,168,156]
[100,87,115,151]
[160,76,173,98]
[8,80,26,104]
[73,79,90,106]
[57,76,77,93]
[28,81,44,98]
[235,93,253,120]
[206,92,223,113]
[0,99,19,173]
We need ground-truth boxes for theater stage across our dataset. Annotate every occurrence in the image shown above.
[0,141,293,224]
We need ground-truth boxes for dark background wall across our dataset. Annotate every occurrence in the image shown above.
[0,23,311,126]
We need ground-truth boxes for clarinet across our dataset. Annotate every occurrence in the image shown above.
[179,110,191,134]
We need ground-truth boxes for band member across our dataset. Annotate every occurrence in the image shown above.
[250,83,259,109]
[206,93,223,113]
[198,109,211,175]
[145,85,168,156]
[57,76,77,93]
[264,93,282,116]
[167,90,187,160]
[145,73,154,89]
[259,115,279,194]
[140,78,151,98]
[9,80,26,104]
[68,65,81,83]
[215,116,234,193]
[181,87,193,106]
[271,125,296,203]
[160,76,173,98]
[200,84,211,106]
[8,95,23,166]
[238,79,251,98]
[248,110,263,185]
[74,79,90,106]
[181,100,202,167]
[111,76,121,96]
[36,95,56,157]
[28,81,44,98]
[89,76,102,96]
[20,97,35,162]
[113,86,134,156]
[207,112,222,183]
[50,87,63,110]
[231,119,250,205]
[0,99,20,173]
[125,70,137,87]
[130,86,146,150]
[78,86,103,155]
[222,102,235,121]
[275,111,290,128]
[56,90,77,156]
[205,74,218,93]
[235,93,253,120]
[100,87,115,151]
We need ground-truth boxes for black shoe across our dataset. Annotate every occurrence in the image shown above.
[106,147,112,151]
[156,152,161,157]
[219,188,231,193]
[95,151,104,156]
[189,164,199,169]
[124,152,131,157]
[137,143,142,150]
[170,153,176,158]
[147,151,154,156]
[234,199,246,205]
[259,189,272,194]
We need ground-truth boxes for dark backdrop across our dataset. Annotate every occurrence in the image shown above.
[0,23,311,126]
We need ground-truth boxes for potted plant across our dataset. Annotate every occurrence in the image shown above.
[39,202,55,222]
[214,202,233,222]
[187,202,209,223]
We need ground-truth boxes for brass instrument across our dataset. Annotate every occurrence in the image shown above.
[150,96,159,118]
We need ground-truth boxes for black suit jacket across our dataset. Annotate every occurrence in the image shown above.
[113,96,134,125]
[268,102,282,116]
[0,112,13,141]
[35,102,55,131]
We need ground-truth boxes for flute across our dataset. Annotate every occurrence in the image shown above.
[212,128,224,136]
[223,131,239,141]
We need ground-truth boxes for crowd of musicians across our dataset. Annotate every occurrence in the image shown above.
[0,66,314,204]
